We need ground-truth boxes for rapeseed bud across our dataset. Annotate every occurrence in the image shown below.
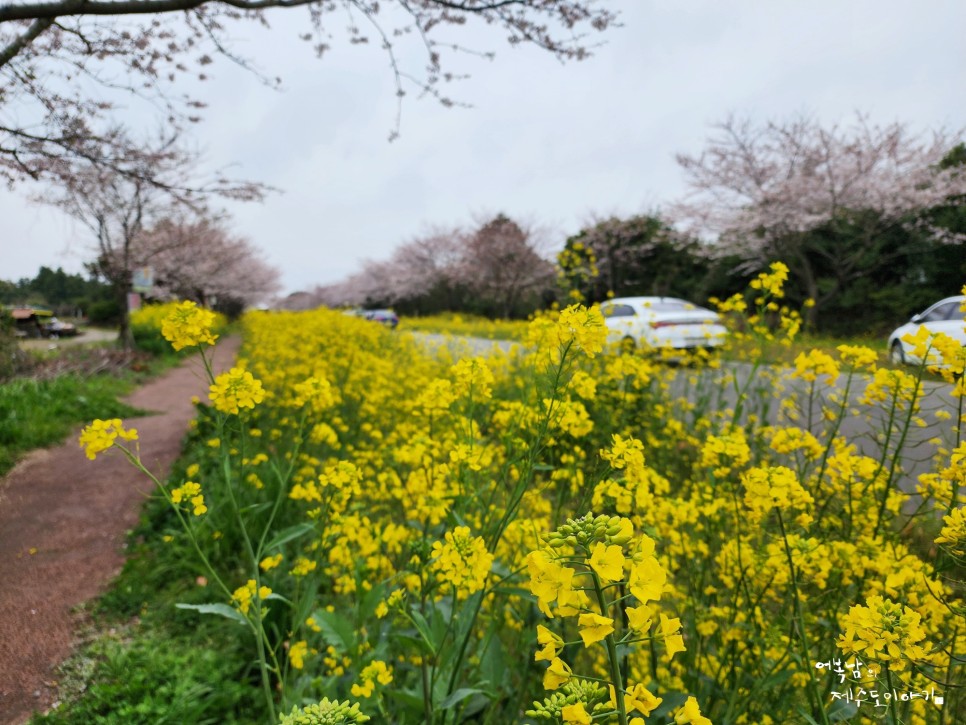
[161,300,218,351]
[278,698,369,724]
[78,418,138,460]
[209,367,265,415]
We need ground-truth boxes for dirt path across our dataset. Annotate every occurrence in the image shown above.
[0,338,240,725]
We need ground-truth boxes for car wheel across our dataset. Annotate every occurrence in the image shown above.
[890,341,906,366]
[620,336,636,353]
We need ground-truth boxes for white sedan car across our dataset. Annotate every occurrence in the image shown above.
[887,295,966,366]
[599,296,728,351]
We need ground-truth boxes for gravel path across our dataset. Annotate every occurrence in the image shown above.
[0,338,239,725]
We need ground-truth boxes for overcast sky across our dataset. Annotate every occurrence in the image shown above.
[3,0,965,295]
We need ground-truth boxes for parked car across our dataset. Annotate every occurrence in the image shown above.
[361,309,399,329]
[44,317,79,338]
[887,295,966,366]
[599,297,728,351]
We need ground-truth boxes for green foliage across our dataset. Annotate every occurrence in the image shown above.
[31,628,263,725]
[557,214,714,304]
[0,374,142,476]
[0,266,113,317]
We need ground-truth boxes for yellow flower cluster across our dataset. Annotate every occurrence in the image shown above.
[160,300,219,351]
[792,349,840,382]
[935,506,966,556]
[741,465,814,524]
[350,660,393,698]
[231,579,272,616]
[78,418,138,460]
[430,526,494,600]
[170,480,207,516]
[749,261,790,299]
[209,367,266,415]
[837,595,930,670]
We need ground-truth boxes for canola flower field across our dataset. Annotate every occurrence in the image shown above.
[85,268,966,724]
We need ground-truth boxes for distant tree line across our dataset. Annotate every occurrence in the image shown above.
[303,116,965,337]
[0,267,118,323]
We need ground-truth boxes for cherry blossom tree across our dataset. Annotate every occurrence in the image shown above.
[40,135,264,346]
[140,215,282,309]
[0,1,617,185]
[458,214,554,317]
[672,115,966,324]
[311,214,553,317]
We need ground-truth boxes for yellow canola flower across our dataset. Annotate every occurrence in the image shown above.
[837,343,878,371]
[543,656,573,690]
[627,538,667,604]
[78,418,138,460]
[626,604,653,633]
[748,261,789,298]
[209,367,266,415]
[231,579,272,615]
[351,660,393,698]
[561,702,592,724]
[588,542,625,583]
[430,526,494,600]
[288,640,309,670]
[160,300,218,351]
[837,595,929,668]
[792,349,840,382]
[741,465,814,523]
[935,506,966,556]
[611,683,663,718]
[659,613,686,659]
[535,624,564,662]
[260,554,283,571]
[673,696,712,725]
[577,612,615,646]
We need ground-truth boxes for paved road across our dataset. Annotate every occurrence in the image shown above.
[18,327,119,351]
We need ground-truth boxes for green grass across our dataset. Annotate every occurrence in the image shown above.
[32,623,262,725]
[0,374,148,476]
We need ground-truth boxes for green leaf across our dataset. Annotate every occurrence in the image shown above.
[175,602,247,626]
[827,700,859,722]
[384,687,424,712]
[264,522,317,551]
[408,609,438,655]
[440,687,487,709]
[312,609,356,652]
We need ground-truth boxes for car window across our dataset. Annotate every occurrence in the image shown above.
[920,301,959,322]
[603,304,636,317]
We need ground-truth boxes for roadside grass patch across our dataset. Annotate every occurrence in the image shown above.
[0,374,144,476]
